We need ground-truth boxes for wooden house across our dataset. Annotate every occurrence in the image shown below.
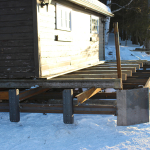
[1,1,149,126]
[0,0,113,79]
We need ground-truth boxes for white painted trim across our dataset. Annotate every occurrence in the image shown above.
[67,0,113,17]
[90,15,99,34]
[56,3,72,31]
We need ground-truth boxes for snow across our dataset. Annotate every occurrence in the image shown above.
[86,0,112,13]
[1,33,150,150]
[105,33,150,61]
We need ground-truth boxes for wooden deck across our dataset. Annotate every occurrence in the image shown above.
[0,60,150,123]
[0,59,149,93]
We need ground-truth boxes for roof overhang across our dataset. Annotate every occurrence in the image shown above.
[67,0,114,17]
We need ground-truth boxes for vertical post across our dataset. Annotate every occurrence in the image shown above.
[9,89,20,122]
[113,22,122,79]
[63,89,74,124]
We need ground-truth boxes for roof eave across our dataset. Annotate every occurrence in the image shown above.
[67,0,114,17]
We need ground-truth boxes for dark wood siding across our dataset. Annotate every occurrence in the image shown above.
[0,0,35,78]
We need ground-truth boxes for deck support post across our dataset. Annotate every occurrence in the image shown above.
[117,88,149,126]
[114,22,122,79]
[63,89,74,124]
[9,89,20,122]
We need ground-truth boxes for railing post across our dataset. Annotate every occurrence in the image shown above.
[113,22,122,79]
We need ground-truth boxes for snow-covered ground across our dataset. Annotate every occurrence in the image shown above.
[105,33,150,61]
[1,34,150,150]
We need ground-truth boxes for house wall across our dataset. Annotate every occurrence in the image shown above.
[0,0,35,78]
[38,0,105,77]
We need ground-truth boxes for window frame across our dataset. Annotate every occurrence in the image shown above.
[56,4,72,31]
[90,15,99,34]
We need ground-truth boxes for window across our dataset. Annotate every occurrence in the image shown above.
[91,15,99,34]
[56,4,71,31]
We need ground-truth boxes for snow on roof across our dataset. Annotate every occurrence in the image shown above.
[67,0,114,17]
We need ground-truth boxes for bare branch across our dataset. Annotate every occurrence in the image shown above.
[112,0,134,13]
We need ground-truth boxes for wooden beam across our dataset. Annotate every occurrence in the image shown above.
[106,60,147,63]
[55,73,127,80]
[106,61,144,67]
[137,70,150,73]
[75,87,101,104]
[143,61,150,65]
[0,78,122,89]
[144,77,150,88]
[96,64,140,70]
[123,83,145,89]
[0,87,50,101]
[0,91,9,100]
[84,67,136,73]
[23,92,117,100]
[123,78,148,83]
[132,72,150,77]
[113,22,122,78]
[19,87,50,101]
[0,103,116,115]
[72,70,132,76]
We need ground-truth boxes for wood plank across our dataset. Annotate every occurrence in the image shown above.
[76,87,101,104]
[135,48,150,51]
[25,92,117,100]
[0,91,9,100]
[0,20,33,27]
[143,61,150,65]
[0,78,122,88]
[106,60,147,63]
[19,87,50,101]
[0,40,33,47]
[123,83,145,89]
[84,67,136,73]
[144,77,150,88]
[0,72,35,78]
[0,33,33,40]
[0,60,34,67]
[123,78,148,83]
[0,14,33,22]
[55,73,127,80]
[97,64,140,70]
[106,61,144,67]
[0,87,50,101]
[0,66,35,73]
[0,26,33,34]
[0,103,116,114]
[0,53,34,60]
[71,70,132,76]
[137,70,150,72]
[0,1,32,8]
[0,7,32,15]
[132,72,150,78]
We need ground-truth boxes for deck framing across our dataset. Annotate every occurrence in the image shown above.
[0,60,149,124]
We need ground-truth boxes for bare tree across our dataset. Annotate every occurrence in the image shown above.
[105,0,134,45]
[112,0,134,13]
